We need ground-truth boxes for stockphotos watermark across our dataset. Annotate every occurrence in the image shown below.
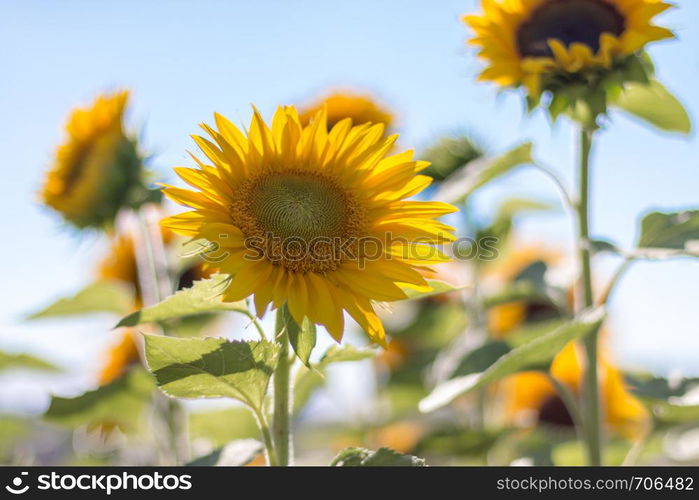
[3,470,192,495]
[191,231,500,267]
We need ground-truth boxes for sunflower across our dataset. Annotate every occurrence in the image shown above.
[500,342,649,440]
[40,91,146,228]
[464,0,674,97]
[98,331,140,385]
[161,106,456,346]
[484,245,563,336]
[299,91,393,131]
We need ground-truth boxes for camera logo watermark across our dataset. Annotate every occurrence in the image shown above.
[5,472,29,495]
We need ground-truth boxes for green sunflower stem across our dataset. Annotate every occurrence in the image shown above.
[576,127,602,466]
[273,305,294,466]
[253,409,277,466]
[134,206,188,465]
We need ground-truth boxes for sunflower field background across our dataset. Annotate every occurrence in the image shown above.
[1,0,699,467]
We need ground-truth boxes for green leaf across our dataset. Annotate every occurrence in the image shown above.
[145,335,279,412]
[626,374,699,400]
[419,309,604,412]
[436,143,534,204]
[330,447,426,466]
[623,53,653,84]
[548,92,570,122]
[631,377,699,424]
[403,279,466,300]
[44,369,154,431]
[590,238,621,255]
[0,416,30,457]
[278,304,316,368]
[414,427,506,458]
[504,319,568,348]
[496,198,557,218]
[0,351,59,373]
[116,274,248,328]
[482,282,553,308]
[293,368,324,414]
[586,86,609,119]
[189,407,260,447]
[28,281,133,319]
[552,439,632,466]
[294,345,376,413]
[614,80,691,134]
[514,260,548,292]
[318,345,377,366]
[451,341,512,378]
[166,313,220,337]
[187,439,263,466]
[644,399,699,424]
[637,210,699,253]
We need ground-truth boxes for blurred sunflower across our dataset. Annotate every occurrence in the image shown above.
[500,342,649,440]
[299,91,393,131]
[464,0,674,96]
[98,331,140,385]
[161,106,456,345]
[368,421,426,453]
[40,91,146,228]
[484,245,563,337]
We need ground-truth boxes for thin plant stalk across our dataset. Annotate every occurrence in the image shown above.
[132,205,189,465]
[253,409,278,466]
[273,305,294,466]
[576,127,602,466]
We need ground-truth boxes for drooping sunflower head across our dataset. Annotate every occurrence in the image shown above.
[161,106,457,346]
[40,91,146,229]
[464,0,674,97]
[501,342,649,439]
[299,91,393,132]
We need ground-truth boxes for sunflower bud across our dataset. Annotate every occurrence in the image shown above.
[40,91,152,229]
[420,135,484,182]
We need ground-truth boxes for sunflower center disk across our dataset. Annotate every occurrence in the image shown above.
[251,174,347,240]
[517,0,624,58]
[244,172,366,273]
[538,394,576,428]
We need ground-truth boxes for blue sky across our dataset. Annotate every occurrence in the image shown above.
[1,1,698,412]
